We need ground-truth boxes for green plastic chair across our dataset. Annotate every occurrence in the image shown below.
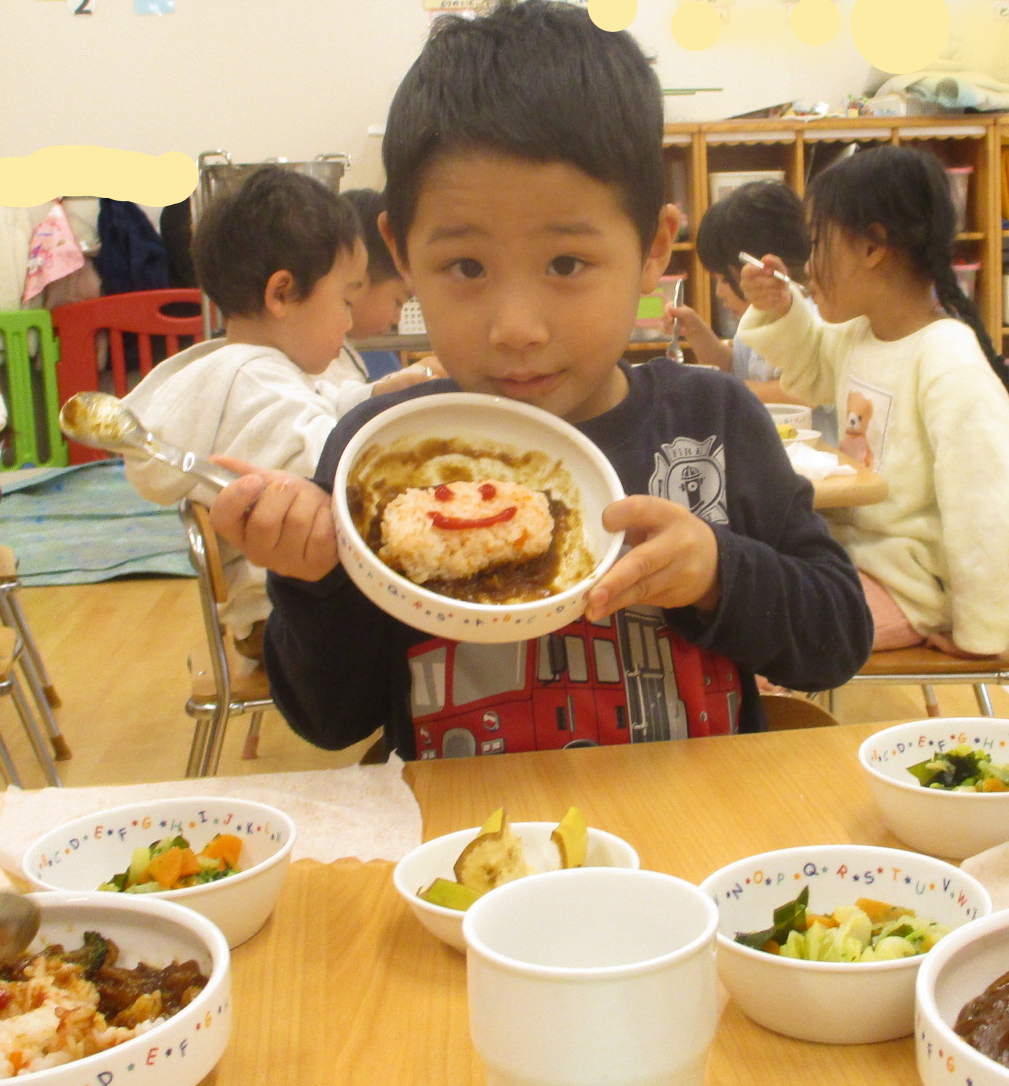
[0,309,68,469]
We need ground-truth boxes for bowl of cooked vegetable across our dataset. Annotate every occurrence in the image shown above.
[698,843,991,1044]
[858,718,1009,861]
[916,909,1009,1086]
[21,797,296,948]
[392,807,639,952]
[1,890,230,1083]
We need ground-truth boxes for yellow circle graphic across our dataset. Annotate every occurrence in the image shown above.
[671,2,722,52]
[850,0,950,75]
[790,0,841,47]
[588,0,637,32]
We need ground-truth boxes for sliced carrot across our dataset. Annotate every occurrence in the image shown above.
[176,847,202,879]
[805,912,838,929]
[146,847,185,889]
[981,777,1008,792]
[854,898,908,924]
[200,833,243,869]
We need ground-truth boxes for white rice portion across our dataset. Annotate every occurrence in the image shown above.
[0,958,146,1078]
[379,480,554,584]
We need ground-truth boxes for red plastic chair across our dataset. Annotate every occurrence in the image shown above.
[51,290,204,463]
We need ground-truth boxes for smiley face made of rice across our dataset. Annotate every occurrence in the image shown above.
[346,434,597,606]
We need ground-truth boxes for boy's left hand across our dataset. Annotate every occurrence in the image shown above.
[370,358,447,396]
[584,496,720,622]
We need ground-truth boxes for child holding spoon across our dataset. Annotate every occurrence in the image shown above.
[662,181,835,442]
[739,144,1009,657]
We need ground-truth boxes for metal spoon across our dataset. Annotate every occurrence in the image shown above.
[0,891,39,961]
[666,276,685,364]
[738,251,812,298]
[59,392,240,494]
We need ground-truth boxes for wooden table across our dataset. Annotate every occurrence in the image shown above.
[210,721,926,1086]
[811,443,888,510]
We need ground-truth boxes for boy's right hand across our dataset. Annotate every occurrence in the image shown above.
[584,495,720,623]
[739,254,793,318]
[208,456,339,582]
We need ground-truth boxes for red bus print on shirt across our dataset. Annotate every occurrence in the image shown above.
[408,606,741,759]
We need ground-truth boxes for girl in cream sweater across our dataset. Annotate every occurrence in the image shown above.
[739,145,1009,658]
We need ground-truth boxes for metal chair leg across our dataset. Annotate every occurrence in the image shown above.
[922,684,941,717]
[974,683,995,716]
[241,713,263,760]
[3,590,61,707]
[198,708,231,778]
[186,717,211,778]
[0,707,23,787]
[0,590,70,759]
[10,671,61,786]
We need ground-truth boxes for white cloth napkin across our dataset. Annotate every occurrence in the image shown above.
[786,442,858,482]
[0,756,422,880]
[960,840,1009,912]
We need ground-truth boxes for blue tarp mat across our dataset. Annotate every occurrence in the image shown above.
[0,459,194,585]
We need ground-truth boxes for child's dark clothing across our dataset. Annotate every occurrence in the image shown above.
[264,359,872,759]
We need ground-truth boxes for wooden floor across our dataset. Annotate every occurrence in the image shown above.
[1,577,1007,792]
[0,578,377,790]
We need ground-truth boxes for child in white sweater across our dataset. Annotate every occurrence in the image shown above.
[663,180,835,443]
[123,166,433,658]
[739,145,1009,658]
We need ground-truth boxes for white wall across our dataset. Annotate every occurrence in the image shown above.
[0,0,879,199]
[639,1,869,122]
[0,0,432,193]
[3,0,1000,203]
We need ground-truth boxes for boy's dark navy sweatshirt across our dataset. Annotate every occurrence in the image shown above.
[264,358,872,759]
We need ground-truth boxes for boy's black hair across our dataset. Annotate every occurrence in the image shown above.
[382,0,665,258]
[341,188,400,284]
[192,165,360,318]
[807,144,1008,390]
[697,180,810,300]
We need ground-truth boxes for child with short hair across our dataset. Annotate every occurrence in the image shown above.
[739,144,1009,656]
[326,187,420,383]
[208,0,872,756]
[123,165,432,658]
[664,180,835,442]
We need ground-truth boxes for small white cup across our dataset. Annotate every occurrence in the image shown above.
[463,867,719,1086]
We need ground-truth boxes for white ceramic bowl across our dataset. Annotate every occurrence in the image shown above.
[781,428,821,447]
[22,796,296,948]
[916,909,1009,1086]
[393,821,640,952]
[859,718,1009,860]
[698,844,991,1044]
[9,890,230,1085]
[332,392,625,644]
[766,402,813,431]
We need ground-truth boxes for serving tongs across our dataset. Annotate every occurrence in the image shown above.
[59,392,239,494]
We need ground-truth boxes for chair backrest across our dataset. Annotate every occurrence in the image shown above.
[179,498,231,694]
[51,289,204,463]
[760,693,840,731]
[0,309,68,469]
[184,499,228,605]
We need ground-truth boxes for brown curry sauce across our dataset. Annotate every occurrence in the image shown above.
[954,968,1009,1067]
[347,438,590,605]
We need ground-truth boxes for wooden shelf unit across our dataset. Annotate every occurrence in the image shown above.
[663,115,1004,346]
